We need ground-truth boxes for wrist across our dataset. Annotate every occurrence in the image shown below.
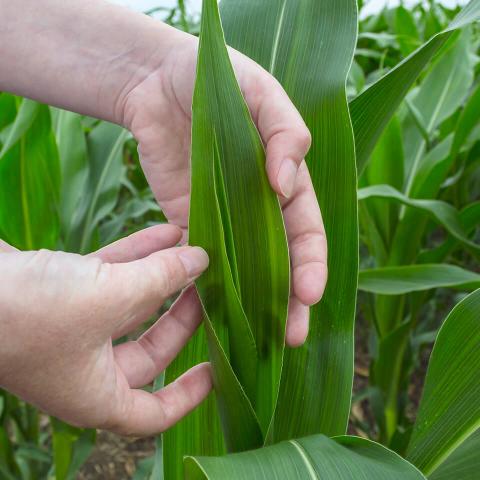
[0,0,188,125]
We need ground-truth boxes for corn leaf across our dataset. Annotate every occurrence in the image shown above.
[429,429,480,480]
[0,100,60,250]
[358,185,480,253]
[371,322,411,441]
[222,0,359,440]
[350,0,480,172]
[64,122,128,253]
[184,434,426,480]
[192,0,290,439]
[402,30,473,193]
[360,116,404,264]
[359,264,480,295]
[0,93,17,132]
[51,109,89,246]
[163,0,289,474]
[419,202,480,263]
[163,328,225,480]
[406,289,480,475]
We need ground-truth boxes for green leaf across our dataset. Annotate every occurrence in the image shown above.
[371,322,411,442]
[357,185,479,253]
[429,429,480,480]
[406,289,480,475]
[350,0,480,172]
[395,6,420,56]
[65,122,128,253]
[0,100,60,250]
[163,328,225,480]
[222,0,359,440]
[184,434,426,479]
[50,418,95,480]
[403,30,473,193]
[164,0,289,474]
[359,264,480,295]
[0,93,17,132]
[51,109,89,245]
[419,202,480,263]
[192,0,290,438]
[361,116,404,263]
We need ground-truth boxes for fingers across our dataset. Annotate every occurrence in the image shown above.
[282,162,328,306]
[286,297,310,347]
[0,239,17,252]
[103,245,208,337]
[114,287,203,388]
[109,363,212,437]
[91,224,182,263]
[244,73,311,199]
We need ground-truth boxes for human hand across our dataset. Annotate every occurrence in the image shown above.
[0,0,327,347]
[0,225,211,437]
[122,33,328,347]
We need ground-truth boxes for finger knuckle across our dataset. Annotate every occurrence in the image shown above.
[296,126,312,153]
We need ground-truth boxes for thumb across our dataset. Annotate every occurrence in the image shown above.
[103,245,209,337]
[0,239,17,252]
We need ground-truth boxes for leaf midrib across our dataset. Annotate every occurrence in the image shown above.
[288,440,318,479]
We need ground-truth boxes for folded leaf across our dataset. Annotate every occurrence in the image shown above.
[163,0,290,474]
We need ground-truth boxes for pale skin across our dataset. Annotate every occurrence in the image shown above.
[0,0,327,436]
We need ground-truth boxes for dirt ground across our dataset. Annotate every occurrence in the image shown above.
[78,433,155,479]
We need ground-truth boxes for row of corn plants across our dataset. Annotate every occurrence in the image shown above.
[0,0,479,479]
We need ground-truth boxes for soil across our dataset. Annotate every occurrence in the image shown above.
[78,432,155,480]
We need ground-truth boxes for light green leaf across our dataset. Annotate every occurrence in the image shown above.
[403,30,473,193]
[406,289,480,475]
[358,184,479,253]
[184,434,426,479]
[222,0,359,440]
[51,108,89,245]
[350,0,480,172]
[359,264,480,295]
[66,122,128,253]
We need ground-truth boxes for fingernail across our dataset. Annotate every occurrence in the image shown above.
[277,158,298,198]
[179,247,209,279]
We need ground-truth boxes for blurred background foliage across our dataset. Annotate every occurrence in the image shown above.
[0,0,479,479]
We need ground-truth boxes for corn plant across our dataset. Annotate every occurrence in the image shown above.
[154,0,480,478]
[1,0,480,479]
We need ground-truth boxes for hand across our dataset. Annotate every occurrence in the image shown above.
[0,0,327,347]
[122,33,328,347]
[0,225,211,437]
